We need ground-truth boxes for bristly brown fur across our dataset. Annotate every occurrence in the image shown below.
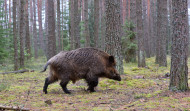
[42,47,121,94]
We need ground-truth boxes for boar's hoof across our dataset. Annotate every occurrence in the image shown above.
[43,90,48,94]
[87,88,96,92]
[65,91,71,94]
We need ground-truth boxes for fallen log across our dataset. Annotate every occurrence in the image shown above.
[0,105,30,111]
[0,69,29,74]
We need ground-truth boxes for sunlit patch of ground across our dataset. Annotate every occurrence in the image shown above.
[0,57,190,110]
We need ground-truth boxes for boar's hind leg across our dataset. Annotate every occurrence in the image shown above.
[60,80,71,94]
[43,77,58,94]
[86,77,98,92]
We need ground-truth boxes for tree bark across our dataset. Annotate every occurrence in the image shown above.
[19,0,25,68]
[57,0,62,51]
[84,0,90,47]
[24,0,31,60]
[29,0,33,39]
[122,0,127,24]
[100,0,105,50]
[169,0,189,91]
[136,0,146,67]
[33,0,38,59]
[69,0,74,49]
[105,0,123,74]
[129,0,136,62]
[13,0,19,70]
[94,0,99,48]
[8,0,11,27]
[37,0,45,54]
[156,0,167,67]
[74,0,80,48]
[47,0,56,59]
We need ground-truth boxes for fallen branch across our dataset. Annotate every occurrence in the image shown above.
[0,69,29,74]
[0,105,30,111]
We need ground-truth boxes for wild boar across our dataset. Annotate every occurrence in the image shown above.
[41,47,121,94]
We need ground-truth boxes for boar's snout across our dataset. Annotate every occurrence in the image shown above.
[112,74,121,81]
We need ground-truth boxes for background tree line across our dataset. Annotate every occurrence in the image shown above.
[0,0,189,91]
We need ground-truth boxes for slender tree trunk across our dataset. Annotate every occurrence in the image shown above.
[84,0,90,47]
[150,0,155,56]
[168,0,172,54]
[37,0,45,54]
[69,0,74,49]
[94,0,99,48]
[13,0,19,70]
[24,0,31,60]
[44,0,48,57]
[100,0,105,50]
[169,0,189,91]
[105,0,123,74]
[122,0,127,24]
[142,0,150,58]
[156,0,167,67]
[20,0,25,68]
[136,0,146,67]
[153,0,157,58]
[74,0,80,48]
[33,0,38,58]
[8,0,11,27]
[30,0,33,38]
[47,0,56,59]
[57,0,62,51]
[128,0,130,20]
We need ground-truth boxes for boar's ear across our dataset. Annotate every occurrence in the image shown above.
[109,56,115,64]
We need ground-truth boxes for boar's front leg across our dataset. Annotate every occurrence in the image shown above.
[60,80,71,94]
[86,76,98,92]
[43,77,58,94]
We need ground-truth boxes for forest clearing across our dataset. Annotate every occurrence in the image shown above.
[0,57,190,111]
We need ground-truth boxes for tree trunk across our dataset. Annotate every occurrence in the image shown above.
[129,0,136,62]
[169,0,189,91]
[57,0,62,51]
[94,0,99,48]
[44,0,48,58]
[127,0,130,20]
[29,0,33,39]
[142,0,150,58]
[24,0,31,60]
[13,0,19,70]
[37,0,45,54]
[33,0,38,59]
[20,0,25,68]
[84,0,90,47]
[153,0,157,57]
[136,0,146,67]
[69,0,74,49]
[74,0,80,48]
[47,0,56,59]
[122,0,127,24]
[100,0,105,50]
[105,0,123,74]
[156,0,167,67]
[8,0,11,27]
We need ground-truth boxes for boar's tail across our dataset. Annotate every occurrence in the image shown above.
[40,62,49,73]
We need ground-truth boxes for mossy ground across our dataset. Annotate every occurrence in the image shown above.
[0,57,190,110]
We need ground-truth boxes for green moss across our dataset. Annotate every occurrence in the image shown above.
[109,85,117,89]
[126,79,155,88]
[182,97,190,102]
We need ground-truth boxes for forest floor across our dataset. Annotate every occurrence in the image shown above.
[0,57,190,111]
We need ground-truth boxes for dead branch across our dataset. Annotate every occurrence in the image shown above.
[0,69,29,74]
[0,105,30,111]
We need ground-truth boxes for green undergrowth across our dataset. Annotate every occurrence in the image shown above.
[0,56,190,110]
